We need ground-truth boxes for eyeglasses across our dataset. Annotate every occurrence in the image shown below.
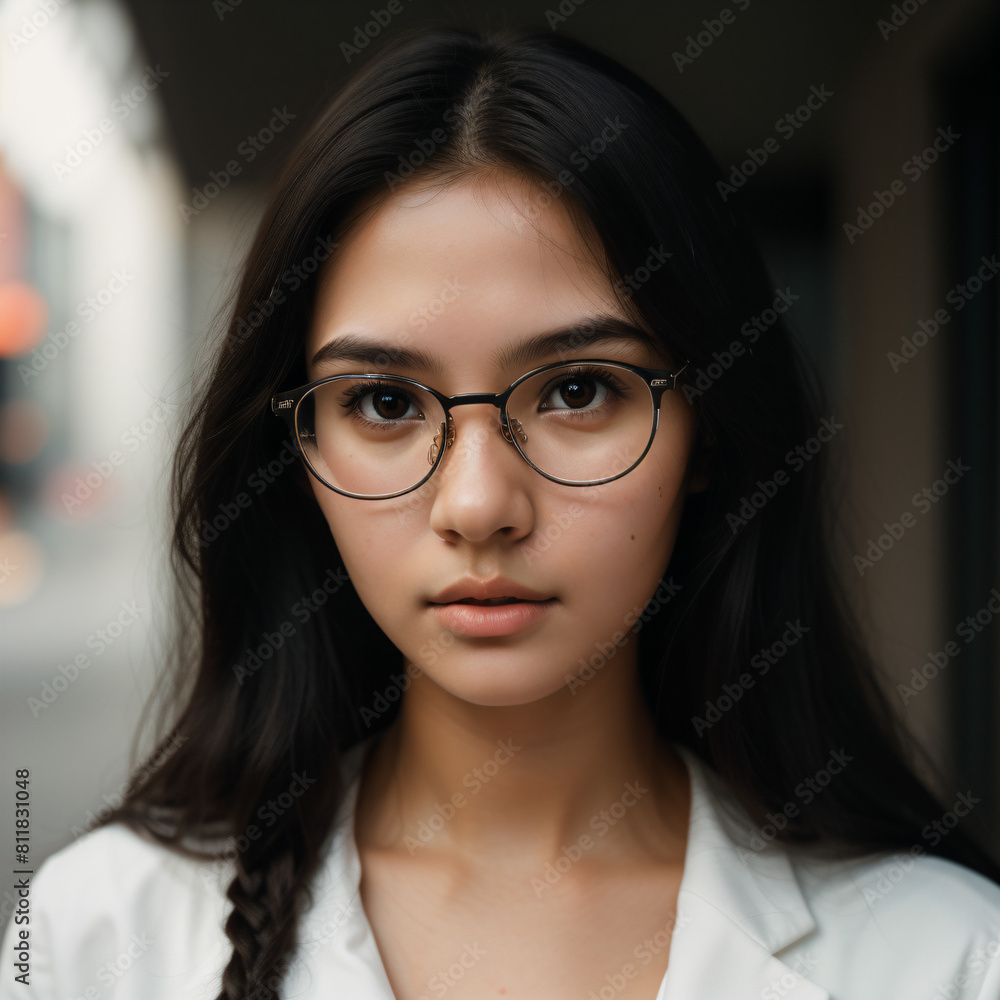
[270,357,689,500]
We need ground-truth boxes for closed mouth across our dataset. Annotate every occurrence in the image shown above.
[447,597,549,605]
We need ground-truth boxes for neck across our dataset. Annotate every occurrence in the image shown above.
[354,645,690,874]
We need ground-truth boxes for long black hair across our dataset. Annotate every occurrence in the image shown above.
[96,20,1000,999]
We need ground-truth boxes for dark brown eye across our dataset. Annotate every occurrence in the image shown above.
[556,377,597,408]
[338,380,423,424]
[372,390,410,420]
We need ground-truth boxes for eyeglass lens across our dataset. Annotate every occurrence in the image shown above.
[294,363,655,496]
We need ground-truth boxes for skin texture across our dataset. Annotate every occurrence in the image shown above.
[304,169,709,997]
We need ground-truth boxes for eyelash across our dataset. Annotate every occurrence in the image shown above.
[337,366,630,430]
[537,367,629,410]
[338,379,420,431]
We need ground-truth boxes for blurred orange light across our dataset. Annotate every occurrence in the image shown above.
[0,528,45,607]
[0,281,48,358]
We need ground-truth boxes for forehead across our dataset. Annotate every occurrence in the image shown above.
[305,171,663,376]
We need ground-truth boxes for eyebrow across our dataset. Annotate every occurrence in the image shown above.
[309,316,661,375]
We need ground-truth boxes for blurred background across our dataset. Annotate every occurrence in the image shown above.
[0,0,997,933]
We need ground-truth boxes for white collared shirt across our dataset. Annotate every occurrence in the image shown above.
[3,739,1000,999]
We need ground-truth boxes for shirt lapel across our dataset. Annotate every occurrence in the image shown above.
[299,738,831,999]
[662,743,830,999]
[288,739,398,998]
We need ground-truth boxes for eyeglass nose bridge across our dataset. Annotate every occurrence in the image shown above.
[425,393,527,466]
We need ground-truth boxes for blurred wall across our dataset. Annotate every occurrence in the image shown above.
[834,0,999,825]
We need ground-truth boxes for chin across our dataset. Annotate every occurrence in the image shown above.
[428,662,572,708]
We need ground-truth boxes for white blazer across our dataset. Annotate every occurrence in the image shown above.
[2,738,1000,999]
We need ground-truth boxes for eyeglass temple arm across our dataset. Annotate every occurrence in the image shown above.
[649,361,689,389]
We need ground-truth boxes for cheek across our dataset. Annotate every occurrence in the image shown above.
[639,427,693,536]
[548,441,688,602]
[310,487,382,580]
[582,433,690,541]
[309,485,424,625]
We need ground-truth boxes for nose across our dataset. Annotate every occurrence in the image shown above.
[427,404,536,544]
[428,411,527,463]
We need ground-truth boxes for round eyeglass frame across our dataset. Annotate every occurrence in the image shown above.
[270,357,690,500]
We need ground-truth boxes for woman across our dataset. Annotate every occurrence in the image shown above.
[3,21,1000,1000]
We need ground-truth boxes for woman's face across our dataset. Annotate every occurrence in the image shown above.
[305,170,705,707]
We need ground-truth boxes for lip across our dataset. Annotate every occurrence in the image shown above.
[428,576,554,605]
[428,598,557,637]
[426,576,557,637]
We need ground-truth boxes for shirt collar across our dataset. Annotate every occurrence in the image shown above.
[295,737,829,999]
[665,742,830,998]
